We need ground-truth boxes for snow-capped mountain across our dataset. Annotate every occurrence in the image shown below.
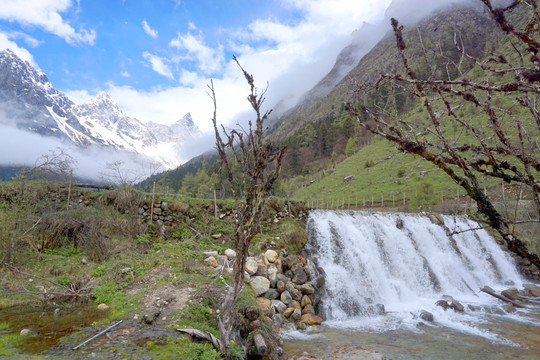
[0,49,198,170]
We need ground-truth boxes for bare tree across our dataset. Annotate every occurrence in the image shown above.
[178,59,285,358]
[14,148,76,182]
[348,0,539,269]
[99,160,142,186]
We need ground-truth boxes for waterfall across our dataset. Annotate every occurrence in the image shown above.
[305,210,524,330]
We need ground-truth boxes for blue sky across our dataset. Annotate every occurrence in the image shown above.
[0,0,393,131]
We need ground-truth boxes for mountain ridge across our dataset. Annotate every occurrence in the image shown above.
[0,49,199,170]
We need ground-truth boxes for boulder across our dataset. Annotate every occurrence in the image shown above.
[277,280,287,294]
[524,284,540,297]
[301,313,323,326]
[295,320,307,330]
[503,303,516,313]
[420,311,434,322]
[250,276,270,296]
[267,264,278,288]
[257,298,272,312]
[501,288,519,301]
[203,250,218,257]
[224,249,236,259]
[245,257,258,275]
[286,281,303,301]
[215,255,229,266]
[264,249,279,263]
[290,300,302,311]
[204,256,218,267]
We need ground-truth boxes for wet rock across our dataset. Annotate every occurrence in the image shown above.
[435,300,450,310]
[524,284,540,297]
[295,320,307,330]
[396,217,404,229]
[375,304,385,315]
[301,313,323,326]
[503,303,516,313]
[420,310,434,322]
[441,295,454,302]
[468,304,478,311]
[250,276,270,296]
[501,288,519,301]
[265,249,279,263]
[450,300,464,312]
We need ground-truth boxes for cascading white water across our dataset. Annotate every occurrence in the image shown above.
[305,210,525,337]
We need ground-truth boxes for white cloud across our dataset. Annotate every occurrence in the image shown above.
[0,31,37,66]
[142,51,174,80]
[120,71,131,78]
[0,0,96,45]
[142,19,158,39]
[169,31,224,74]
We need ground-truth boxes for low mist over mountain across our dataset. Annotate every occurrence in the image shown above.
[0,49,199,175]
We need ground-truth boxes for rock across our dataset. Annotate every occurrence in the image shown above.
[257,298,272,311]
[290,308,302,321]
[245,257,258,275]
[450,300,464,312]
[97,303,110,311]
[20,329,31,336]
[292,269,308,285]
[264,249,279,263]
[301,313,323,326]
[428,212,444,225]
[224,249,236,259]
[375,304,385,315]
[524,284,540,297]
[271,300,287,314]
[250,276,270,296]
[302,304,315,315]
[263,288,280,300]
[205,256,218,268]
[295,320,307,330]
[297,282,315,295]
[267,265,278,288]
[420,311,434,322]
[286,281,303,301]
[468,304,478,311]
[256,263,268,277]
[441,295,454,302]
[284,307,295,319]
[503,303,516,313]
[435,300,449,310]
[290,300,302,311]
[121,267,132,274]
[161,201,169,211]
[281,290,293,305]
[215,255,229,266]
[501,288,519,301]
[301,295,312,308]
[211,233,222,239]
[277,280,287,293]
[203,250,218,257]
[81,257,88,265]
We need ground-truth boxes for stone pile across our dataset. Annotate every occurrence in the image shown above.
[204,248,324,330]
[139,201,174,226]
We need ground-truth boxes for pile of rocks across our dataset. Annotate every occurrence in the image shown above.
[204,248,324,330]
[138,201,174,226]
